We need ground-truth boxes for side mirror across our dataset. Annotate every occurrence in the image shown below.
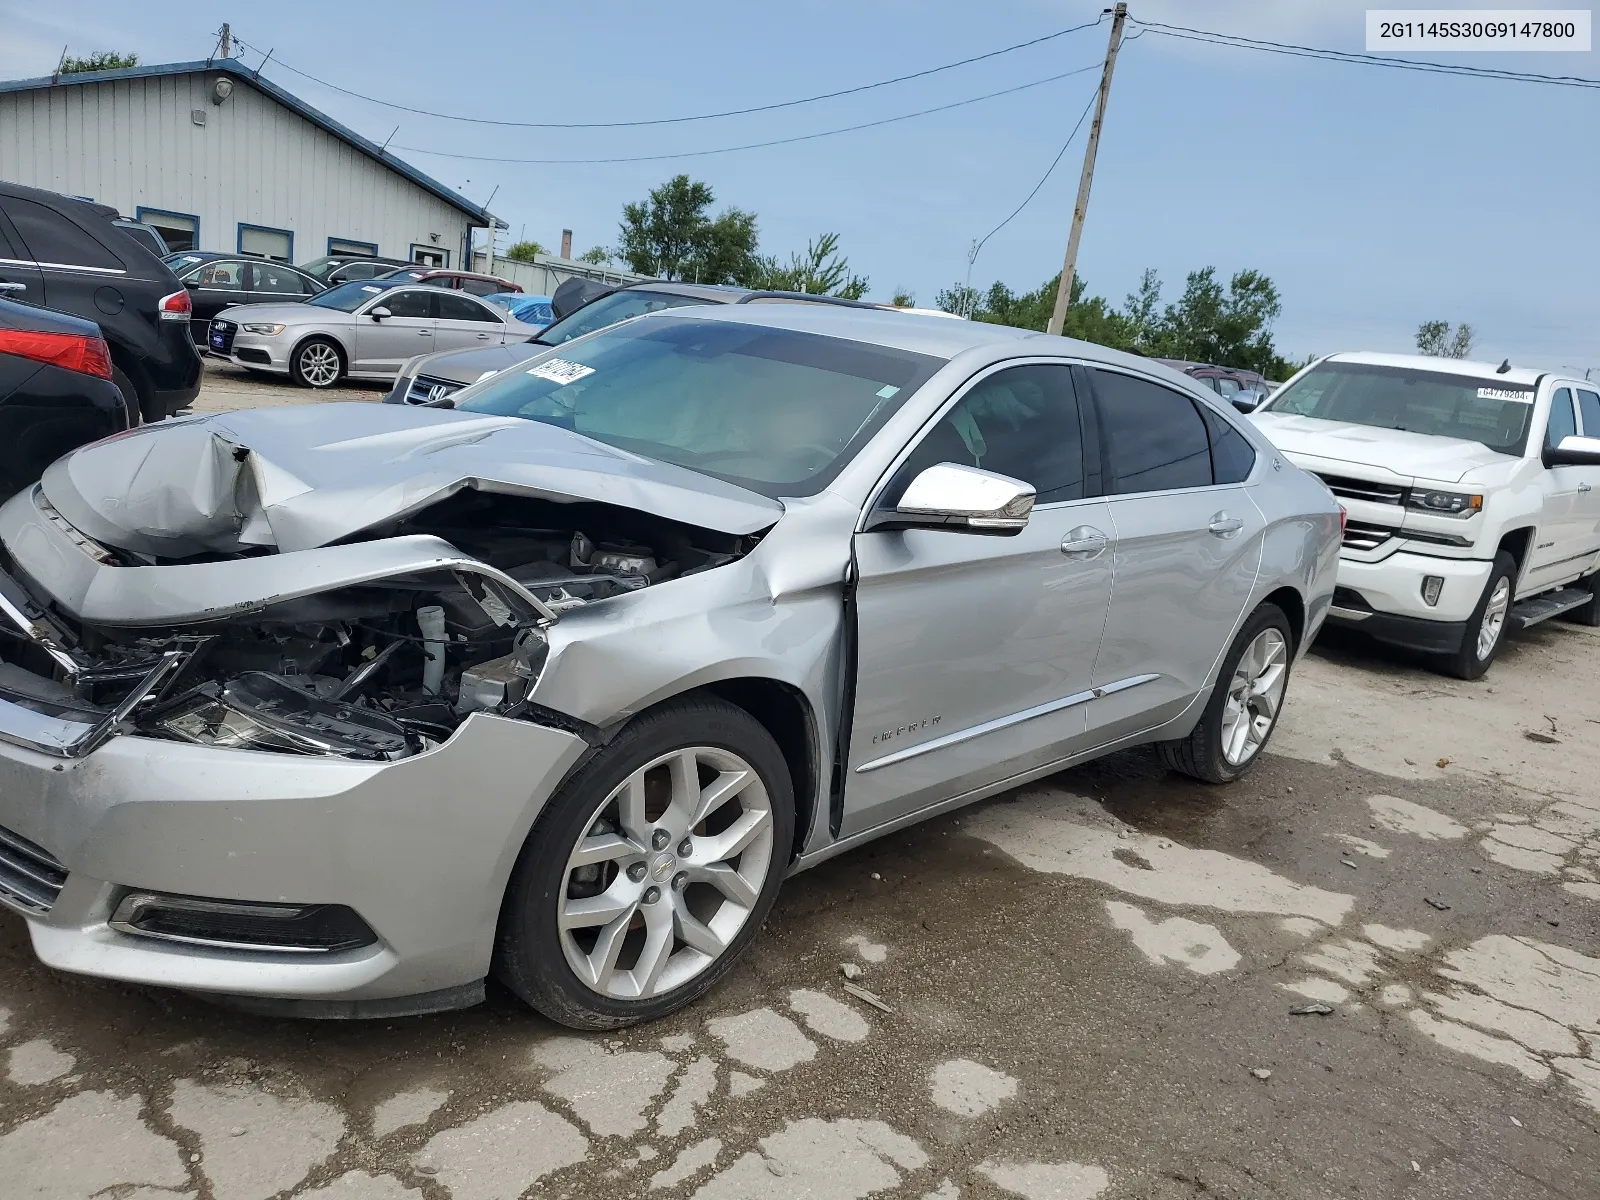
[1544,434,1600,467]
[370,306,391,321]
[1231,390,1266,413]
[183,280,200,290]
[867,462,1035,534]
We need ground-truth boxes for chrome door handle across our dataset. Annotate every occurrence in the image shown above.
[0,282,26,292]
[1580,482,1593,493]
[418,329,432,336]
[1208,512,1244,537]
[1061,526,1110,558]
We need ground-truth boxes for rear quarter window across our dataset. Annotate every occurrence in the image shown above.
[3,197,123,270]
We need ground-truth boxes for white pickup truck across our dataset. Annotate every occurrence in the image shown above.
[1250,352,1600,678]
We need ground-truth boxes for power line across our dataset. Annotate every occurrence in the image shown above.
[1128,17,1600,89]
[975,90,1100,257]
[391,63,1104,165]
[230,16,1107,131]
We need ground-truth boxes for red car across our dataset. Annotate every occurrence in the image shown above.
[376,267,521,297]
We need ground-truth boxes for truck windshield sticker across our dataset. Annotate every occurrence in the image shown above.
[527,358,595,385]
[1477,387,1533,402]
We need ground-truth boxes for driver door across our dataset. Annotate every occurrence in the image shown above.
[1528,387,1587,591]
[840,362,1114,837]
[352,288,436,376]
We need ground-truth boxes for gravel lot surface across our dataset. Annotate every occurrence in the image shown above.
[3,366,1597,1199]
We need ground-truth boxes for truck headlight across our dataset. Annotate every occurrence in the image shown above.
[240,322,286,335]
[1405,489,1482,517]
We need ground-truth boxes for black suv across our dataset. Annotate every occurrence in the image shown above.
[0,181,202,422]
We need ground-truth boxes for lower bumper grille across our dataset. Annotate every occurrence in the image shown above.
[0,823,67,914]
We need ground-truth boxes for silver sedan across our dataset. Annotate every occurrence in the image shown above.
[0,305,1339,1027]
[207,279,545,388]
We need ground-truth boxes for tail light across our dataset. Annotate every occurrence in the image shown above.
[157,288,192,321]
[0,328,114,380]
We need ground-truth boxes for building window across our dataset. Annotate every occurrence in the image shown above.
[238,223,294,262]
[137,207,199,253]
[410,244,448,268]
[327,237,378,257]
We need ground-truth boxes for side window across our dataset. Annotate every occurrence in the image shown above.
[4,197,122,269]
[893,364,1085,505]
[249,263,309,294]
[1576,389,1600,437]
[191,260,247,287]
[1200,403,1257,485]
[462,277,501,296]
[1547,388,1577,449]
[437,292,500,323]
[378,290,433,319]
[1091,369,1214,494]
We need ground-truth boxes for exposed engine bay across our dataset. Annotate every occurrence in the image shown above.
[0,490,760,762]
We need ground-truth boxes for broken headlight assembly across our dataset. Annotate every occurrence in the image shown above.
[143,672,416,760]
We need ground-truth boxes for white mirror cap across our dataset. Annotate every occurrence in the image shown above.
[898,462,1036,527]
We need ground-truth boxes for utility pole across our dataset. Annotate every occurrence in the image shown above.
[1047,2,1127,337]
[214,23,232,61]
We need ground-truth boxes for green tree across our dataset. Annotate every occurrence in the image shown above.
[617,175,759,284]
[577,246,613,266]
[59,51,138,74]
[890,289,915,308]
[939,274,1135,348]
[1416,319,1474,358]
[934,284,980,317]
[505,240,545,263]
[751,232,868,299]
[1145,267,1285,376]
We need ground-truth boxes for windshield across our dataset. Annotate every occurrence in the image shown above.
[308,282,391,312]
[456,315,943,497]
[1263,361,1535,456]
[538,289,711,346]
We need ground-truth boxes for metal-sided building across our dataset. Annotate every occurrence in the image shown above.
[0,58,498,268]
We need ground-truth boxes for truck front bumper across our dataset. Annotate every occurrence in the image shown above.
[1325,550,1492,653]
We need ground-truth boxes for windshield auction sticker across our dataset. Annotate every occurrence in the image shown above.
[1477,386,1535,402]
[1367,10,1591,50]
[527,358,596,385]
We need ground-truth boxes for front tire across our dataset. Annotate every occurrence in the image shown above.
[495,696,794,1030]
[1158,602,1292,784]
[290,337,344,389]
[1439,552,1515,680]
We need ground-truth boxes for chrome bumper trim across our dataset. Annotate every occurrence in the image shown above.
[1327,605,1373,622]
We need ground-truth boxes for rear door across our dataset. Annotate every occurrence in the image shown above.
[433,291,508,351]
[184,259,250,342]
[351,288,435,375]
[842,362,1114,837]
[1082,367,1265,744]
[0,193,126,320]
[0,211,45,307]
[248,260,318,303]
[1527,386,1587,590]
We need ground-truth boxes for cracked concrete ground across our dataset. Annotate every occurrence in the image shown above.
[3,371,1598,1197]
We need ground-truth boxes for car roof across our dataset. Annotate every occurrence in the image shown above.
[1324,351,1547,387]
[644,301,1179,366]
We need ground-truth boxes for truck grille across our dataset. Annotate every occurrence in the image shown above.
[0,823,67,914]
[1315,473,1405,505]
[1342,520,1397,552]
[404,375,462,405]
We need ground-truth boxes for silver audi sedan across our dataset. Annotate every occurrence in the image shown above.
[0,305,1338,1027]
[207,279,545,388]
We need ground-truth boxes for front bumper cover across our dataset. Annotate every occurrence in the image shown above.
[0,711,586,1006]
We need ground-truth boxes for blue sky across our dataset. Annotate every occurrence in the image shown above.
[2,1,1596,370]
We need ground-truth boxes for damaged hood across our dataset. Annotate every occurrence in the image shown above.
[41,404,784,558]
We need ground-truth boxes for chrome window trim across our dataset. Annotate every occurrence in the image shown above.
[110,892,343,955]
[0,255,124,277]
[855,672,1158,774]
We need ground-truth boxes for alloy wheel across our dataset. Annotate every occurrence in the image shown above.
[557,747,774,1001]
[298,342,341,386]
[1220,627,1288,766]
[1477,577,1511,661]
